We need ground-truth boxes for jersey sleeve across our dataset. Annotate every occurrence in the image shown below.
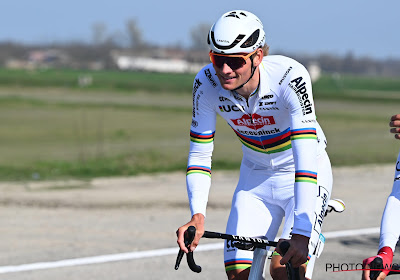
[280,64,319,237]
[186,75,217,217]
[379,150,400,251]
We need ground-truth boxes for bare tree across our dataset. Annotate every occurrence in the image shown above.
[126,19,144,49]
[190,23,211,50]
[92,22,108,46]
[105,30,127,48]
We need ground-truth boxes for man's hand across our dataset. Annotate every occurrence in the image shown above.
[390,114,400,140]
[176,213,205,253]
[362,247,393,280]
[278,234,309,268]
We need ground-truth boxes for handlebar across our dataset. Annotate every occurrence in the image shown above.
[203,230,278,249]
[185,226,202,273]
[369,257,383,280]
[175,226,303,280]
[279,241,300,280]
[174,226,201,273]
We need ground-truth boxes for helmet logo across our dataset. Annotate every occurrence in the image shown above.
[210,31,245,50]
[225,11,247,19]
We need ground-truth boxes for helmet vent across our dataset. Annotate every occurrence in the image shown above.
[240,29,260,48]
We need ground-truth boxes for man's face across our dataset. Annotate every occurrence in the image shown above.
[210,51,257,91]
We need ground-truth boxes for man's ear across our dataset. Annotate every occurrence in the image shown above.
[253,48,264,67]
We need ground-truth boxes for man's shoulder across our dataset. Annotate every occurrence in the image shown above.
[262,55,306,72]
[193,63,221,91]
[261,55,310,88]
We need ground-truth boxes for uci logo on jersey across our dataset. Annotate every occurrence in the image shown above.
[219,105,242,112]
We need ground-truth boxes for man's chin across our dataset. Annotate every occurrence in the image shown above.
[216,75,238,90]
[220,83,237,91]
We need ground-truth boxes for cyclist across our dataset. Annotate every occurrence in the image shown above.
[362,114,400,280]
[390,114,400,140]
[176,10,332,280]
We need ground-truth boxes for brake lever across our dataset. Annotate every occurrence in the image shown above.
[175,226,201,273]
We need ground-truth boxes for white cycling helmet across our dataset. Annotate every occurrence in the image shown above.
[208,10,265,54]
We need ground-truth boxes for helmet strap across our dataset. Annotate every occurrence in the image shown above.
[232,56,257,91]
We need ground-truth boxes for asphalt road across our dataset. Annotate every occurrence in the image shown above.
[0,164,398,280]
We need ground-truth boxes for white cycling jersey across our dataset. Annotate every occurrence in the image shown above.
[379,150,400,251]
[187,55,328,238]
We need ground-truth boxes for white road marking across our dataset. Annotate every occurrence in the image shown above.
[0,227,379,274]
[323,227,380,239]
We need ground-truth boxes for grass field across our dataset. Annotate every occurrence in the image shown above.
[0,68,399,180]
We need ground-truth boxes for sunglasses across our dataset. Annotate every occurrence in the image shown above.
[209,49,257,70]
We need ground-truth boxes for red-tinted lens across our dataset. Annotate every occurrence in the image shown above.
[210,55,246,70]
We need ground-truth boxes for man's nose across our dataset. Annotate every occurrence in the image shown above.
[220,63,233,73]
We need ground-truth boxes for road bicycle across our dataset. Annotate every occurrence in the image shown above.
[175,198,346,280]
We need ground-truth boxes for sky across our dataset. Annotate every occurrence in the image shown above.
[2,0,400,60]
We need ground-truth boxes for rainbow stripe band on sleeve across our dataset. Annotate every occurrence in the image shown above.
[291,128,317,140]
[295,170,317,184]
[190,130,215,144]
[186,165,211,177]
[224,258,252,272]
[336,199,346,210]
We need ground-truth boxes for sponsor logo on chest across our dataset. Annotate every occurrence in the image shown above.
[231,113,275,130]
[258,100,279,111]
